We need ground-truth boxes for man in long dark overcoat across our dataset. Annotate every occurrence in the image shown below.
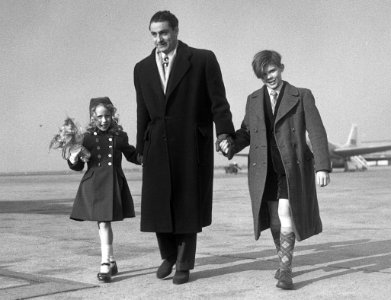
[133,10,234,284]
[221,50,331,290]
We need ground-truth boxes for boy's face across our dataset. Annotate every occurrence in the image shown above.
[93,105,112,131]
[150,21,178,54]
[261,64,284,90]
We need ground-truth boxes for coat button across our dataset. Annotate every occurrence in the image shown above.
[93,132,97,135]
[252,162,257,166]
[109,138,112,141]
[98,163,101,167]
[97,154,101,159]
[109,145,112,148]
[108,162,112,166]
[108,154,112,157]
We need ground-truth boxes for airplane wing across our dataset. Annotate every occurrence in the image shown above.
[333,144,391,157]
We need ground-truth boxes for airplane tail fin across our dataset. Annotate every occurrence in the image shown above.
[344,124,358,147]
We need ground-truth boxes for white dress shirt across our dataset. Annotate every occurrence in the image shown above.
[155,47,177,94]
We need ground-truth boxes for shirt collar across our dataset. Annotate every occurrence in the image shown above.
[158,45,178,63]
[267,82,283,96]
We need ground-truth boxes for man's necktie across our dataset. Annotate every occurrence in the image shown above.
[162,56,169,80]
[270,90,278,114]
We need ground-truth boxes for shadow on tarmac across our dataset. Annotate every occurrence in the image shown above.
[0,199,142,216]
[0,199,74,215]
[192,239,391,289]
[108,266,157,283]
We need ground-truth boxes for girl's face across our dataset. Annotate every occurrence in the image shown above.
[93,104,112,131]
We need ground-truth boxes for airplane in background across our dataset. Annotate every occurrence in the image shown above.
[322,124,391,171]
[227,124,391,172]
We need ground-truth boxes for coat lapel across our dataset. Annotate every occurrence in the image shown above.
[251,87,265,120]
[145,49,166,100]
[165,41,191,100]
[275,82,299,125]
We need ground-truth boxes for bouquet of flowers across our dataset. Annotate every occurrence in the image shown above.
[49,117,91,162]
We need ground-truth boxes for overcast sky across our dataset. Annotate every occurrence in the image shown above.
[1,0,391,173]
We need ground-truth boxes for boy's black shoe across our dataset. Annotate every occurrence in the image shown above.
[276,270,294,290]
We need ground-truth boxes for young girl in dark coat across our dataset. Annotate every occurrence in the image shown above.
[68,97,140,282]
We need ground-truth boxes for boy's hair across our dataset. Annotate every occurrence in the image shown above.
[149,10,178,30]
[87,102,123,135]
[252,50,283,79]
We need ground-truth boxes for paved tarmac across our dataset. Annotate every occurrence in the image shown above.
[1,166,391,299]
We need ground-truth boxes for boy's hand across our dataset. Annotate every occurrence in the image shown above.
[219,138,235,160]
[219,139,230,154]
[316,171,330,187]
[215,134,229,152]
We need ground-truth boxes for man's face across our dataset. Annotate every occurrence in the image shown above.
[261,64,284,90]
[150,21,178,54]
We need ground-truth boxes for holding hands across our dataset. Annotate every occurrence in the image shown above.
[215,134,235,160]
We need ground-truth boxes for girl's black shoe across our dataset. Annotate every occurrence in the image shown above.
[97,263,111,282]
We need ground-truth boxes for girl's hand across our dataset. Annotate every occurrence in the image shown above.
[69,147,82,164]
[137,153,143,166]
[316,171,330,187]
[80,146,90,163]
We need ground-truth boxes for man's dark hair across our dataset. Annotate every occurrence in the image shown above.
[149,10,179,29]
[252,50,283,79]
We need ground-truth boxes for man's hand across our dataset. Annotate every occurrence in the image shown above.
[316,171,330,187]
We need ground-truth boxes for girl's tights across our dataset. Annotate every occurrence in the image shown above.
[98,221,113,272]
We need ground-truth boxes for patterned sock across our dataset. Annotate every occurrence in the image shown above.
[270,228,280,253]
[278,232,295,273]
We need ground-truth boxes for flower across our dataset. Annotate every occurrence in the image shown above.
[49,117,91,161]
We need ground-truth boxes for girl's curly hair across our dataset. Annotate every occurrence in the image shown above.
[86,102,123,135]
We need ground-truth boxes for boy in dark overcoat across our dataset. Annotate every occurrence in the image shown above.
[221,50,331,290]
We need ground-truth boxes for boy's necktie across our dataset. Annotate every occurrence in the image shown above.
[270,90,278,114]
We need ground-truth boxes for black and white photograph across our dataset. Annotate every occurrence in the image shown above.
[1,1,391,299]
